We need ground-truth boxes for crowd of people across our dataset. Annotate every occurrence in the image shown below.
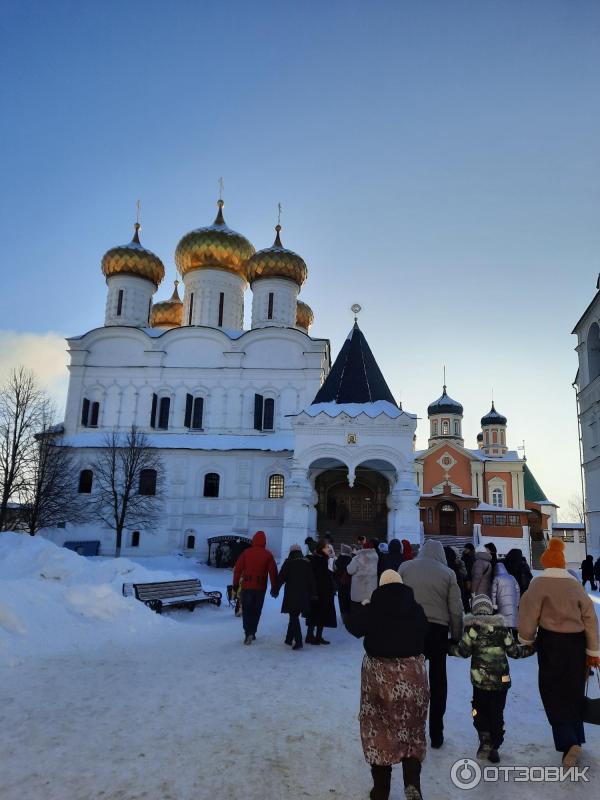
[230,531,600,800]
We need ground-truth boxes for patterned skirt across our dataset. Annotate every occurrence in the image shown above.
[359,653,429,765]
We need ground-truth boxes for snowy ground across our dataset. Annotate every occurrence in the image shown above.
[1,535,599,800]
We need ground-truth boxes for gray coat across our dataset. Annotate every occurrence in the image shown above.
[347,548,379,603]
[491,563,520,628]
[398,539,464,641]
[471,552,493,598]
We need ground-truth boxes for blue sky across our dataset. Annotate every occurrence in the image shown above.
[1,0,599,515]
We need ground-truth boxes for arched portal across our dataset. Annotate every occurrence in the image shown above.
[438,501,458,535]
[314,464,389,544]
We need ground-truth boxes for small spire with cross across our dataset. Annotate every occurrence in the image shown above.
[351,303,362,324]
[443,365,447,392]
[132,199,142,243]
[218,176,224,203]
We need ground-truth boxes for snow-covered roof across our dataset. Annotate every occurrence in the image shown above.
[465,449,522,462]
[473,502,530,513]
[552,522,584,530]
[421,491,478,499]
[299,400,414,420]
[59,431,294,452]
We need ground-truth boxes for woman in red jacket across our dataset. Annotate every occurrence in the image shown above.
[232,531,278,645]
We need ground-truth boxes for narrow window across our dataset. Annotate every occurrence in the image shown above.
[500,430,505,445]
[131,531,140,547]
[150,393,158,428]
[203,473,220,498]
[188,292,194,325]
[139,469,157,496]
[78,469,93,493]
[268,474,285,499]
[442,420,449,435]
[186,535,196,550]
[147,298,152,323]
[454,420,460,436]
[263,398,275,431]
[90,401,100,427]
[192,397,204,429]
[254,394,264,430]
[432,420,438,435]
[81,398,90,427]
[267,292,274,320]
[427,507,433,524]
[184,393,193,428]
[492,430,498,444]
[117,289,124,316]
[218,292,224,326]
[463,508,469,525]
[158,397,170,429]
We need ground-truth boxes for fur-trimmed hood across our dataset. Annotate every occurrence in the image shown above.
[464,612,507,628]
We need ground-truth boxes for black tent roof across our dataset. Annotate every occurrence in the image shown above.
[312,323,398,406]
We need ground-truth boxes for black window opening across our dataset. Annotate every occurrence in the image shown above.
[131,531,140,547]
[117,289,124,317]
[186,535,196,549]
[268,474,285,499]
[188,292,194,325]
[218,292,224,326]
[254,394,275,431]
[81,398,90,426]
[203,473,220,498]
[139,469,157,496]
[184,394,204,429]
[78,469,93,493]
[150,393,158,428]
[90,401,100,427]
[267,292,274,320]
[463,509,469,525]
[147,298,152,323]
[158,397,170,429]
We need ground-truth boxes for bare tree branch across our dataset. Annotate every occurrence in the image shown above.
[90,426,163,556]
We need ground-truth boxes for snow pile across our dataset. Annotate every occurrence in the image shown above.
[0,532,216,666]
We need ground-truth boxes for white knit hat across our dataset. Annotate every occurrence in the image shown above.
[379,569,403,586]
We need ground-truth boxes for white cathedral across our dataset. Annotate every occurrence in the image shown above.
[52,200,420,558]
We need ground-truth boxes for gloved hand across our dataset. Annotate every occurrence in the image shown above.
[270,588,278,598]
[586,655,600,669]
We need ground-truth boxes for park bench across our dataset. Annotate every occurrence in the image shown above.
[122,579,222,614]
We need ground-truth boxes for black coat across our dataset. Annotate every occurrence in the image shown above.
[581,556,595,581]
[537,627,587,725]
[347,583,427,658]
[277,552,317,616]
[306,553,337,628]
[381,539,404,573]
[504,549,533,595]
[594,558,600,581]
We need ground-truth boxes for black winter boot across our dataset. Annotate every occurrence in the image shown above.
[476,732,491,759]
[370,765,392,800]
[402,757,422,799]
[488,748,500,764]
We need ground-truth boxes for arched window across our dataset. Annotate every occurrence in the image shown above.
[203,473,220,498]
[78,469,93,493]
[81,398,100,427]
[588,322,600,383]
[185,394,204,429]
[491,488,504,507]
[139,469,157,496]
[268,474,285,499]
[463,508,469,525]
[442,420,449,435]
[432,420,438,435]
[454,420,460,436]
[254,394,275,431]
[492,430,498,444]
[500,430,505,445]
[427,507,433,524]
[131,531,140,547]
[186,535,196,550]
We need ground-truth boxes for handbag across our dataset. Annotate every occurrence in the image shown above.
[583,668,600,725]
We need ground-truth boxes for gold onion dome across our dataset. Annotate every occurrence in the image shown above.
[101,223,165,287]
[175,200,255,280]
[150,280,183,328]
[296,300,314,330]
[246,225,308,287]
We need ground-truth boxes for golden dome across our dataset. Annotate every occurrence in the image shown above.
[150,280,183,328]
[246,225,308,287]
[101,223,165,287]
[296,300,314,330]
[175,200,255,280]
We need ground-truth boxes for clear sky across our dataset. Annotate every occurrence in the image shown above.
[1,0,599,516]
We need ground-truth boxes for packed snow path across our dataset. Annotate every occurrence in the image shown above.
[1,552,599,799]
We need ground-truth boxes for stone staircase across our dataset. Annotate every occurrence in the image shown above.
[423,533,474,550]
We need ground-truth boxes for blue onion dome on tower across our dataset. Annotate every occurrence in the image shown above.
[101,222,165,287]
[481,402,507,427]
[175,200,255,280]
[246,224,308,287]
[427,385,464,416]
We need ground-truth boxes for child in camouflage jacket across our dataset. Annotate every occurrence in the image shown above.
[450,593,534,762]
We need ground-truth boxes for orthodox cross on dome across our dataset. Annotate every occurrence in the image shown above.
[277,202,282,226]
[443,365,447,391]
[518,440,527,460]
[218,177,224,202]
[136,199,141,225]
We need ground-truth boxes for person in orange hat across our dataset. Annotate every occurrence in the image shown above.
[518,537,600,768]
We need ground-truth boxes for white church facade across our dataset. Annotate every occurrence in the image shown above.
[48,201,420,559]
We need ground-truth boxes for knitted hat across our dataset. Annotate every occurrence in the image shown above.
[471,594,493,616]
[379,542,389,553]
[540,537,565,569]
[379,569,403,586]
[289,543,302,553]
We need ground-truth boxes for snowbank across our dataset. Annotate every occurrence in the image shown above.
[0,532,218,666]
